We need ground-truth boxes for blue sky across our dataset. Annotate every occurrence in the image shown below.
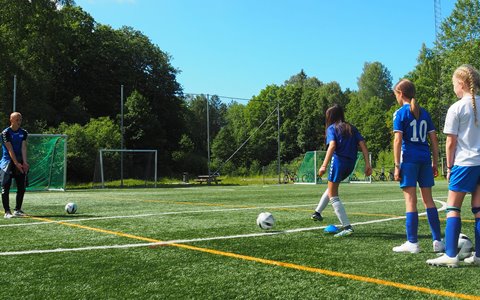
[76,0,457,100]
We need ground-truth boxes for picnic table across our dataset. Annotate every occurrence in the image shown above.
[195,174,221,185]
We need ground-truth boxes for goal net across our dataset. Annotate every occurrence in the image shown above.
[296,150,371,184]
[92,149,157,188]
[26,134,67,191]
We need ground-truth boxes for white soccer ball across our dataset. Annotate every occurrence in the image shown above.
[65,202,78,214]
[256,212,275,230]
[458,233,473,260]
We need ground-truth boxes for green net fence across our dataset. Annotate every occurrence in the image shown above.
[296,150,371,184]
[24,134,67,191]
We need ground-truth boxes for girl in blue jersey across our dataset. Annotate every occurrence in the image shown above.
[311,104,372,237]
[392,79,443,254]
[427,64,480,267]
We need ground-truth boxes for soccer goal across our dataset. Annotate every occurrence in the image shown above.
[93,149,157,188]
[296,150,371,184]
[26,134,67,191]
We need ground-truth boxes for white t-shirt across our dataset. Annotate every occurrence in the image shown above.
[443,95,480,166]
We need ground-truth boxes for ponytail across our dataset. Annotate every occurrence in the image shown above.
[454,64,480,126]
[410,98,420,120]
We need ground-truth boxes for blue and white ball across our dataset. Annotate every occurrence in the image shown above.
[256,212,275,230]
[65,202,78,214]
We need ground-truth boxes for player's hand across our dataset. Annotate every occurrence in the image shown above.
[432,165,438,177]
[318,165,327,177]
[23,162,30,173]
[394,166,401,181]
[446,170,451,182]
[15,162,24,174]
[364,165,372,177]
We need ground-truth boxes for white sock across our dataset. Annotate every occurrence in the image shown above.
[315,189,329,213]
[330,196,350,227]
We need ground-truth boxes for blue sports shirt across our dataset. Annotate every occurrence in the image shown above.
[326,123,364,162]
[0,127,28,171]
[393,104,435,164]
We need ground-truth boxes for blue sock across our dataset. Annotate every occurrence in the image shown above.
[406,212,418,243]
[475,218,480,257]
[445,217,461,258]
[426,207,441,241]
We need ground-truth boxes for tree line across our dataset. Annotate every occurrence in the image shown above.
[1,0,479,182]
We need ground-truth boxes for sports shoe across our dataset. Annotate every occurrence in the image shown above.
[4,211,13,219]
[13,210,26,217]
[334,228,353,237]
[392,241,420,254]
[433,240,445,253]
[464,253,480,266]
[426,253,459,268]
[311,212,323,221]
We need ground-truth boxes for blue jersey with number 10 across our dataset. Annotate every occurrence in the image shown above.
[393,104,435,164]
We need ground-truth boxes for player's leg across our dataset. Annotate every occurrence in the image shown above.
[418,163,442,247]
[393,163,420,253]
[312,189,328,221]
[419,187,443,247]
[465,183,480,265]
[1,169,13,218]
[327,159,354,237]
[13,172,26,216]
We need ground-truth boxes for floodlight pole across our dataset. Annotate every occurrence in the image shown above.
[120,85,124,188]
[13,75,17,112]
[206,94,211,176]
[277,101,281,184]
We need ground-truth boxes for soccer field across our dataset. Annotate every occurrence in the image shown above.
[0,181,478,299]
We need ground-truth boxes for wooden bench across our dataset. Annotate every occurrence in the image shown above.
[195,175,221,185]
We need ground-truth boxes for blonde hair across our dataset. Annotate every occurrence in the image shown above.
[394,79,420,119]
[453,64,480,125]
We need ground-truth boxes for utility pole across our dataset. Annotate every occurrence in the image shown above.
[13,75,17,112]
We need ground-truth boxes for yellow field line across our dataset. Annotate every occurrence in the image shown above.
[27,215,480,299]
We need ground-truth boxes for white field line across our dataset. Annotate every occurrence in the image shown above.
[0,198,421,228]
[0,200,446,256]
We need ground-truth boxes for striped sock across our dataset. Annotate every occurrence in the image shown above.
[330,196,350,227]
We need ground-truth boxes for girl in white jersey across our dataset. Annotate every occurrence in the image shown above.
[427,64,480,267]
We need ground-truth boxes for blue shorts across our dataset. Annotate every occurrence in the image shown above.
[328,156,355,183]
[449,165,480,193]
[399,162,434,188]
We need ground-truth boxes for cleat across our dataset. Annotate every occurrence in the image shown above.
[311,212,323,221]
[433,240,445,253]
[464,253,480,266]
[334,228,353,237]
[426,253,459,268]
[13,210,26,217]
[4,211,13,219]
[393,241,420,254]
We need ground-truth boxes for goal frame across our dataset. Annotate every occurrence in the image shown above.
[97,149,158,188]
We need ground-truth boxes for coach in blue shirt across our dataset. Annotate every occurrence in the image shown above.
[1,112,29,219]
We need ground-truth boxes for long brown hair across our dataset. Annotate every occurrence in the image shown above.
[453,64,480,126]
[325,104,352,137]
[394,79,420,119]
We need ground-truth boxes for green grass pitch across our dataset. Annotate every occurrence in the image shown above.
[0,181,478,299]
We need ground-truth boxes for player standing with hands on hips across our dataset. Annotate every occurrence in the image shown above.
[391,79,443,254]
[311,104,372,237]
[427,64,480,267]
[1,112,29,219]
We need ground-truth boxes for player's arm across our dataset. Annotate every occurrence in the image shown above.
[318,141,335,177]
[445,134,457,181]
[5,142,24,173]
[428,131,439,177]
[358,140,372,176]
[22,139,29,173]
[393,131,402,181]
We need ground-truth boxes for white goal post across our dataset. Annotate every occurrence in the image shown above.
[95,149,158,188]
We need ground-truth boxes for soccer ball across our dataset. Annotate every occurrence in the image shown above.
[65,202,78,214]
[256,212,275,230]
[457,233,473,260]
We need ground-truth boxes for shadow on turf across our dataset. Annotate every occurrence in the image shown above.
[29,214,97,218]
